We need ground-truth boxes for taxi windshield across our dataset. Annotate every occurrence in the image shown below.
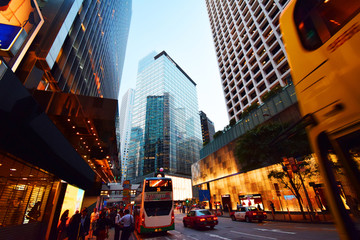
[197,210,212,216]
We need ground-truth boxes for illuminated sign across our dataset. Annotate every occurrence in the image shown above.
[284,195,296,200]
[144,192,172,201]
[0,0,44,70]
[0,24,23,51]
[58,183,84,220]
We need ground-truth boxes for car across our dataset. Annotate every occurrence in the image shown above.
[183,209,218,229]
[230,206,267,223]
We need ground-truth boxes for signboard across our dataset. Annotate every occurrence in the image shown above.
[0,24,23,50]
[0,0,44,69]
[123,180,130,189]
[122,180,131,204]
[58,184,84,220]
[144,192,172,201]
[284,195,296,200]
[199,190,210,202]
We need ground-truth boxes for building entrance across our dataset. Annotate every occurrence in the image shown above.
[221,194,232,212]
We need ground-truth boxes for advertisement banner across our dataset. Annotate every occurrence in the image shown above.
[199,190,210,202]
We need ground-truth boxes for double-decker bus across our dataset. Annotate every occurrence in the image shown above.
[134,176,175,234]
[280,0,360,239]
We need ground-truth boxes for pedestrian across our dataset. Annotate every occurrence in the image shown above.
[270,202,275,213]
[236,202,240,211]
[114,209,123,240]
[182,205,185,213]
[27,201,41,223]
[225,204,230,212]
[67,211,82,240]
[109,207,117,228]
[79,207,91,240]
[57,209,69,240]
[269,201,275,220]
[120,209,134,240]
[95,211,109,240]
[89,208,99,239]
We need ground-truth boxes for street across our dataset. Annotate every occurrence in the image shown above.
[133,212,339,240]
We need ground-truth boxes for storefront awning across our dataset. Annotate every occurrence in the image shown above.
[0,64,95,190]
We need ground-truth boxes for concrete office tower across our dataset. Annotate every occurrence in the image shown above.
[17,0,132,99]
[199,111,216,144]
[205,0,291,122]
[119,88,135,181]
[128,51,203,180]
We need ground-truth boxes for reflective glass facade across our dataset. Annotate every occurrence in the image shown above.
[16,0,132,99]
[128,51,202,179]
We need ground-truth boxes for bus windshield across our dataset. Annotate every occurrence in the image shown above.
[145,179,172,192]
[144,200,172,216]
[294,0,360,50]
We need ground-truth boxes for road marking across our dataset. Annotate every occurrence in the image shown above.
[255,228,296,235]
[187,236,200,240]
[205,233,232,240]
[230,230,278,240]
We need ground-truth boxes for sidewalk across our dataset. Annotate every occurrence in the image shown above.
[210,210,334,224]
[85,226,137,240]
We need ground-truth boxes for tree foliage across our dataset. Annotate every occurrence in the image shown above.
[213,130,223,139]
[234,122,312,171]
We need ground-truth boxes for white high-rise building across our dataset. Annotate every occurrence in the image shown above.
[205,0,291,122]
[119,88,135,181]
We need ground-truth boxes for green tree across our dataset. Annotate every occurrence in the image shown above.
[213,130,223,139]
[229,118,236,127]
[234,122,311,171]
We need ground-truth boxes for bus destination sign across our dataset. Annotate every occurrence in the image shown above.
[144,192,171,201]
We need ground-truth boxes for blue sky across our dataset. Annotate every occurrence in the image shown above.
[119,0,229,131]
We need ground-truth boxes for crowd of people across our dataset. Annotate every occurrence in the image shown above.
[57,206,134,240]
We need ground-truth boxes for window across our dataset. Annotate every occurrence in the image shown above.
[294,0,360,50]
[196,210,212,216]
[144,201,172,216]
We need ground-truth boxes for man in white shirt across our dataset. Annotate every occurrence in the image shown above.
[120,209,134,240]
[89,208,99,239]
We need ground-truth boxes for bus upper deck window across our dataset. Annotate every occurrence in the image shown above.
[294,0,360,50]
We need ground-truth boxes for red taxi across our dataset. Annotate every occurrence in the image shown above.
[230,206,267,223]
[183,209,218,229]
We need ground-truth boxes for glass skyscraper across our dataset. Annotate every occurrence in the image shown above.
[16,0,132,99]
[128,51,202,180]
[119,89,135,181]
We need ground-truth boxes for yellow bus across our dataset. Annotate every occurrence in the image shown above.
[280,0,360,239]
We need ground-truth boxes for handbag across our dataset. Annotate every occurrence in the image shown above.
[129,222,135,232]
[129,216,135,232]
